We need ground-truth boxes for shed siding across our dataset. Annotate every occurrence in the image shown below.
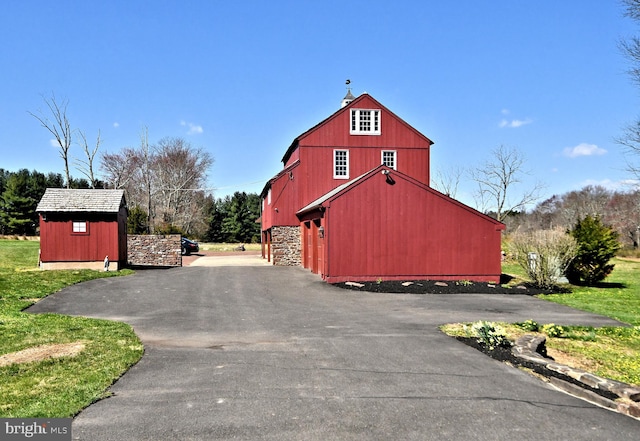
[322,172,502,282]
[39,213,121,263]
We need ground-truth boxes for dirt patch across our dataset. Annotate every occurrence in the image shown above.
[0,342,86,367]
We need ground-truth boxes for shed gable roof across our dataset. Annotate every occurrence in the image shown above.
[36,189,126,213]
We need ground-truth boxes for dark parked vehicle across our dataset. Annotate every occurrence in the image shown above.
[181,237,199,255]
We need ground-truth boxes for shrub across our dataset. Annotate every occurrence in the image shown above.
[509,228,578,289]
[466,321,511,350]
[565,215,621,285]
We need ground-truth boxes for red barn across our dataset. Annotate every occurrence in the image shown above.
[36,189,128,270]
[261,92,505,282]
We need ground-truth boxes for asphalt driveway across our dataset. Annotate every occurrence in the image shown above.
[28,264,639,440]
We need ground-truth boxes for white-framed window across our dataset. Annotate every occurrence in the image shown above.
[350,109,381,135]
[267,189,272,205]
[334,149,349,179]
[381,150,397,170]
[72,221,87,234]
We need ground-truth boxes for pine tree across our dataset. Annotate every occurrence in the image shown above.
[0,170,38,235]
[565,215,621,285]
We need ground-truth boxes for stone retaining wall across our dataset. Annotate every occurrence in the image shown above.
[271,226,301,266]
[127,234,182,267]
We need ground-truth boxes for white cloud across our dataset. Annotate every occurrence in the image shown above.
[49,139,58,147]
[113,122,120,128]
[180,120,203,135]
[563,143,607,158]
[499,118,532,128]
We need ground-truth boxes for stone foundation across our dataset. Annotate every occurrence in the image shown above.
[271,226,301,266]
[127,234,182,267]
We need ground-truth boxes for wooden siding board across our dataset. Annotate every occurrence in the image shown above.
[265,94,431,235]
[323,170,502,282]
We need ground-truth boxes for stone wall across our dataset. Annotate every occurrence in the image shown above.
[127,234,182,267]
[271,226,301,266]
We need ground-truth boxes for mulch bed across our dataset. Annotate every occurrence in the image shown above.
[455,337,619,401]
[333,279,569,295]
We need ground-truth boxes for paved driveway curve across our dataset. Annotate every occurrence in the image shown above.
[29,265,639,440]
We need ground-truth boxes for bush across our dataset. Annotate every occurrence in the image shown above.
[565,215,621,285]
[509,228,578,289]
[465,321,511,350]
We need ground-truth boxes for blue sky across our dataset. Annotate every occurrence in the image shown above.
[1,1,638,208]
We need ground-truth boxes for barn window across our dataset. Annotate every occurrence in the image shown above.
[381,150,396,169]
[334,149,349,179]
[350,109,381,135]
[72,221,88,234]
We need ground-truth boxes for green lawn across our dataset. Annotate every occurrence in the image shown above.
[0,240,143,417]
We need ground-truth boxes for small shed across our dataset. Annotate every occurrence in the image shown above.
[36,188,128,270]
[296,166,505,283]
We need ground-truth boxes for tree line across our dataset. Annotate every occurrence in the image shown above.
[0,166,261,243]
[504,185,640,250]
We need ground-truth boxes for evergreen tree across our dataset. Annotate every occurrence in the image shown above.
[0,170,38,235]
[565,215,621,285]
[127,205,149,234]
[220,192,261,243]
[203,195,227,242]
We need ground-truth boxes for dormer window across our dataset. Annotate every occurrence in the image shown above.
[350,109,381,135]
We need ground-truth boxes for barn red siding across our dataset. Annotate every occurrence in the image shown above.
[39,213,121,263]
[263,163,301,229]
[263,94,432,233]
[317,170,503,283]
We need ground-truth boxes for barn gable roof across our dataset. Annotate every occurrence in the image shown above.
[36,189,126,213]
[280,93,434,165]
[296,165,505,229]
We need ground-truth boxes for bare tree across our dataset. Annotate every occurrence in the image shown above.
[431,165,464,198]
[99,130,214,234]
[101,147,139,190]
[152,137,213,232]
[470,145,544,222]
[29,94,73,188]
[75,130,101,188]
[619,0,640,179]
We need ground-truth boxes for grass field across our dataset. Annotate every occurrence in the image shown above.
[0,240,143,417]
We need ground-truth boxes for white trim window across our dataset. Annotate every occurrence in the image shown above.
[267,189,272,205]
[72,221,87,234]
[333,149,349,179]
[350,109,381,135]
[381,150,397,170]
